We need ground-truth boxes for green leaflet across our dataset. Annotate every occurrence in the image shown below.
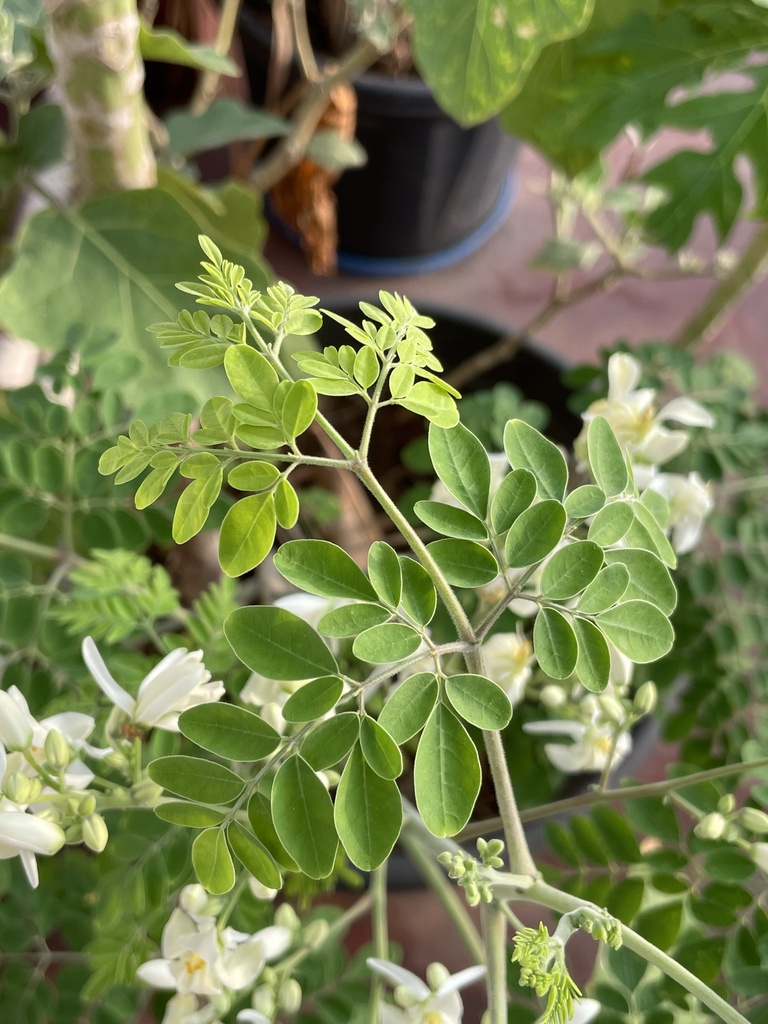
[282,676,344,723]
[490,468,537,534]
[540,541,604,600]
[227,821,283,890]
[414,500,489,541]
[274,540,378,601]
[193,828,236,895]
[148,755,245,804]
[587,416,629,496]
[564,484,606,519]
[414,704,481,837]
[219,493,276,576]
[399,556,438,625]
[353,622,423,664]
[426,539,499,587]
[247,792,298,871]
[225,606,338,680]
[368,541,402,607]
[172,469,222,544]
[280,380,317,439]
[399,382,459,427]
[227,461,280,492]
[271,755,339,879]
[334,742,402,871]
[604,548,677,615]
[428,422,491,518]
[378,673,438,744]
[505,500,566,568]
[596,600,674,663]
[504,419,568,501]
[577,563,630,614]
[360,717,403,779]
[224,345,278,410]
[588,501,635,547]
[274,478,300,529]
[301,713,360,770]
[573,617,611,692]
[154,802,227,828]
[533,608,579,679]
[317,602,390,638]
[445,674,512,730]
[179,704,281,761]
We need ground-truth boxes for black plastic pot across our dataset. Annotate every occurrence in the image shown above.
[238,7,519,275]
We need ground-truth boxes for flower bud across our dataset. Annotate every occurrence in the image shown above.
[303,918,330,947]
[695,812,727,841]
[278,979,302,1014]
[180,884,209,915]
[751,842,768,874]
[0,691,33,750]
[275,903,300,932]
[82,813,109,853]
[486,838,505,858]
[131,778,164,806]
[250,985,276,1018]
[323,769,340,789]
[426,963,450,991]
[739,807,768,835]
[717,794,735,815]
[248,878,278,901]
[44,729,71,771]
[540,685,566,709]
[78,794,97,816]
[598,694,625,725]
[394,985,420,1009]
[633,681,657,716]
[3,772,34,805]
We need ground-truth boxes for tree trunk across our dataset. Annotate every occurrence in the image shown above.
[44,0,157,200]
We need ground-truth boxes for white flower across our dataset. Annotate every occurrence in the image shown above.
[236,1012,271,1024]
[481,629,535,705]
[524,698,632,774]
[274,592,337,629]
[0,688,34,749]
[0,797,66,887]
[577,353,714,482]
[646,471,713,554]
[367,958,485,1024]
[430,452,509,508]
[82,638,225,732]
[160,992,223,1024]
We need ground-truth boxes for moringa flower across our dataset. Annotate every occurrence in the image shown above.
[0,797,66,888]
[367,958,485,1023]
[646,471,714,554]
[82,638,224,732]
[524,698,632,775]
[481,628,535,705]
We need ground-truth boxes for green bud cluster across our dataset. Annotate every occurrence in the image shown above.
[567,907,622,950]
[437,850,493,906]
[511,923,582,1024]
[476,837,505,868]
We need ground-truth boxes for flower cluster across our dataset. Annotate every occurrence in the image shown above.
[367,958,486,1023]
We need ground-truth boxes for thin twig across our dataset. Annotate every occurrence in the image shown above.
[190,0,244,115]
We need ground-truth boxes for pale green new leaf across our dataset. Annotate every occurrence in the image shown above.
[281,380,317,439]
[334,743,402,871]
[415,704,481,837]
[193,828,236,895]
[225,345,278,410]
[228,462,281,492]
[219,493,276,577]
[399,382,459,427]
[274,479,300,529]
[272,755,339,878]
[172,469,223,544]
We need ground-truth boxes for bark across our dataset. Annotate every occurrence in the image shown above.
[44,0,156,200]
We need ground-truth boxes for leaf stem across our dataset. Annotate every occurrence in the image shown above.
[190,0,244,114]
[481,903,508,1024]
[368,864,389,1024]
[0,533,71,563]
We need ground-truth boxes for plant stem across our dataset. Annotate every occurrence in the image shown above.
[482,729,537,876]
[279,893,372,975]
[0,533,70,563]
[399,821,485,964]
[368,864,388,1024]
[191,0,243,114]
[526,880,751,1024]
[456,755,768,840]
[672,222,768,349]
[481,903,508,1024]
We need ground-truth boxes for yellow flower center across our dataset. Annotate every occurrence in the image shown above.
[595,735,613,754]
[184,953,207,975]
[423,1013,444,1024]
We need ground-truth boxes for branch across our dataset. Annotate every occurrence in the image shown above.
[190,0,244,115]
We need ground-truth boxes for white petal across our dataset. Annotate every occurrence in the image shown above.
[379,1005,409,1024]
[218,939,266,990]
[62,760,95,790]
[136,664,209,728]
[523,720,584,739]
[637,426,689,466]
[437,964,486,995]
[82,637,135,716]
[136,958,178,990]
[567,998,602,1024]
[366,958,431,1000]
[19,848,39,888]
[752,843,768,874]
[607,353,642,399]
[657,396,714,428]
[274,593,332,629]
[543,742,589,774]
[254,925,292,960]
[236,1012,272,1024]
[39,712,95,745]
[0,744,6,780]
[162,909,200,959]
[0,810,66,854]
[672,517,704,555]
[0,689,34,749]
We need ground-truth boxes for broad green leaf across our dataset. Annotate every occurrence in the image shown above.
[414,500,488,541]
[180,452,220,479]
[353,622,423,664]
[415,704,481,837]
[504,419,568,501]
[135,459,177,510]
[274,540,377,601]
[596,600,674,663]
[505,499,566,568]
[533,608,578,679]
[604,548,677,615]
[282,676,344,723]
[540,541,603,600]
[399,556,438,625]
[629,500,677,568]
[587,501,634,547]
[154,803,227,828]
[139,21,238,75]
[353,346,379,389]
[565,484,606,519]
[317,602,390,638]
[573,618,611,692]
[225,345,279,410]
[301,713,360,770]
[399,381,459,427]
[587,416,629,496]
[179,703,281,761]
[592,805,642,863]
[247,792,298,871]
[227,821,282,889]
[0,185,269,408]
[634,901,683,952]
[360,717,403,779]
[271,755,338,878]
[149,755,245,804]
[225,606,338,680]
[428,422,491,518]
[172,469,222,544]
[426,539,499,587]
[703,849,756,883]
[378,673,438,744]
[281,380,317,439]
[228,461,280,492]
[274,478,299,529]
[490,468,537,534]
[405,0,594,124]
[389,363,415,399]
[334,743,402,870]
[578,563,630,614]
[193,828,236,895]
[219,493,276,576]
[368,541,402,607]
[165,98,288,157]
[445,674,512,730]
[235,424,285,449]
